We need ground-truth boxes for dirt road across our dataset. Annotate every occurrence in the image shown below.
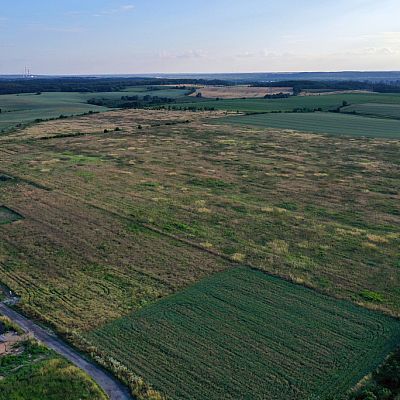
[0,302,133,400]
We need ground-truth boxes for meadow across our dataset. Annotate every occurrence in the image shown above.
[87,267,400,400]
[219,111,400,138]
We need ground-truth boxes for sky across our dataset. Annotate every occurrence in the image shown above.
[1,0,400,75]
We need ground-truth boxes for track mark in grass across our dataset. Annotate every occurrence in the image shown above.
[0,206,23,225]
[0,174,14,182]
[187,177,231,189]
[360,290,385,303]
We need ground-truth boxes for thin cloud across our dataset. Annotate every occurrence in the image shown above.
[158,50,207,60]
[28,23,84,34]
[93,4,135,17]
[121,5,135,11]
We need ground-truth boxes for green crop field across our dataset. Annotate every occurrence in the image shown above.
[175,93,400,113]
[341,102,400,119]
[219,111,400,138]
[87,267,400,400]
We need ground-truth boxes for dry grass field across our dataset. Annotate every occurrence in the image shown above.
[190,85,292,99]
[1,108,399,321]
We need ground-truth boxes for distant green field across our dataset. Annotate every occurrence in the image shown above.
[87,268,400,400]
[219,111,400,138]
[0,92,108,131]
[0,87,189,132]
[342,102,400,119]
[176,93,400,113]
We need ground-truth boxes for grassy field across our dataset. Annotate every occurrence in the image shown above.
[0,339,107,400]
[0,108,399,325]
[219,111,400,138]
[0,107,399,399]
[341,102,400,119]
[87,267,400,400]
[175,92,400,112]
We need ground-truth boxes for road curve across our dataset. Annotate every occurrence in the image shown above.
[0,303,133,400]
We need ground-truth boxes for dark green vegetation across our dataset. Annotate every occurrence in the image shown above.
[219,112,400,138]
[351,348,400,400]
[87,88,190,108]
[253,79,400,94]
[0,341,107,400]
[87,268,400,400]
[0,77,227,95]
[2,74,400,95]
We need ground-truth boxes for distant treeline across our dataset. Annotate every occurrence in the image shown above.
[0,77,230,95]
[251,80,400,94]
[87,95,176,108]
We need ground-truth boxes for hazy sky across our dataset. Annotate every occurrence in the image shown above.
[1,0,400,74]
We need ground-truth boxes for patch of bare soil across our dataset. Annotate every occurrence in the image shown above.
[190,85,293,99]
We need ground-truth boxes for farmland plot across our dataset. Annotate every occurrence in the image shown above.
[87,267,400,400]
[189,85,292,99]
[341,102,400,119]
[174,92,400,113]
[219,111,400,138]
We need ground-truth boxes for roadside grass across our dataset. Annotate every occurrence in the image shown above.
[218,112,400,138]
[87,267,400,400]
[0,340,107,400]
